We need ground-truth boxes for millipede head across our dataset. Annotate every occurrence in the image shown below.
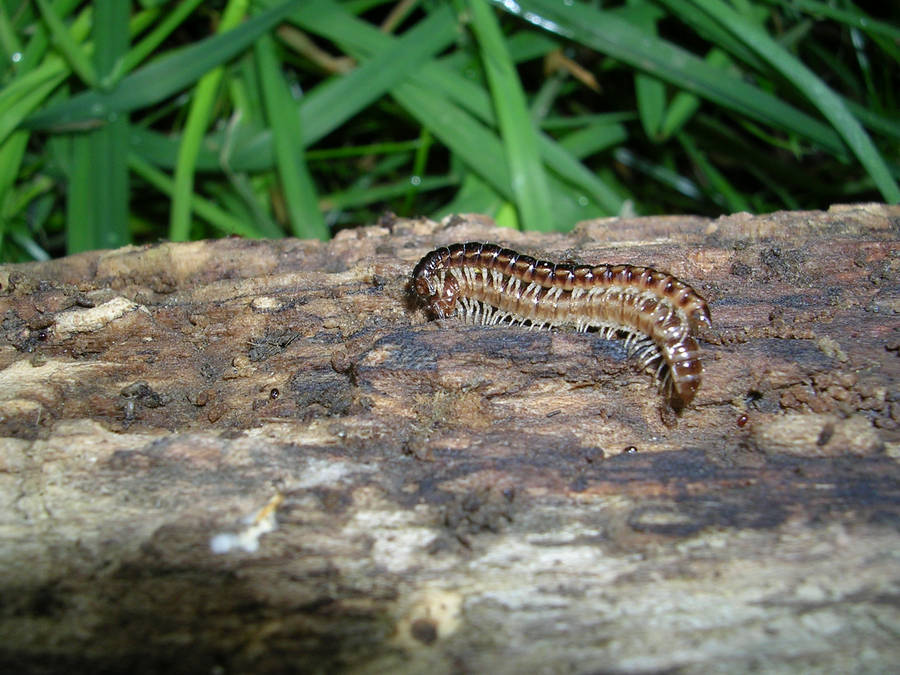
[413,257,459,318]
[429,279,459,318]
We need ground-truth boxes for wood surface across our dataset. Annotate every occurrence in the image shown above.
[0,204,898,673]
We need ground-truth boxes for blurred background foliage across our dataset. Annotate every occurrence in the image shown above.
[0,0,897,261]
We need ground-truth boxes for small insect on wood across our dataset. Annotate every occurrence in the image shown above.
[412,242,711,409]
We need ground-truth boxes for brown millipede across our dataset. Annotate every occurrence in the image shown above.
[412,242,710,408]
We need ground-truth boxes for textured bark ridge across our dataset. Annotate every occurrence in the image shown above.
[1,205,898,673]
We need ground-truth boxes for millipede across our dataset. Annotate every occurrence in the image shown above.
[412,242,711,409]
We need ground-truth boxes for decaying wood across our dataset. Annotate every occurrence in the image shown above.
[0,205,898,673]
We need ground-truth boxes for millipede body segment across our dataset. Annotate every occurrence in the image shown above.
[412,242,711,408]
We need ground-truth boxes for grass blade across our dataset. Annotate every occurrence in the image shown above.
[763,0,900,44]
[80,0,130,252]
[0,130,30,259]
[130,4,459,173]
[122,0,205,76]
[64,0,131,253]
[392,81,513,201]
[35,0,98,87]
[26,0,305,129]
[435,173,507,220]
[293,0,623,217]
[66,133,94,253]
[660,48,730,138]
[677,131,751,212]
[556,122,629,159]
[255,33,327,239]
[170,0,248,242]
[129,153,265,238]
[537,134,624,215]
[296,4,460,148]
[495,0,847,156]
[653,0,769,72]
[467,0,553,231]
[17,0,93,73]
[321,174,456,211]
[0,66,68,147]
[689,0,899,202]
[628,2,667,141]
[0,4,23,68]
[402,128,432,214]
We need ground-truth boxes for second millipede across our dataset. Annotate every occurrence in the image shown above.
[412,242,711,409]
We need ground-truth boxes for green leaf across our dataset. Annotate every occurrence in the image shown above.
[66,133,94,252]
[25,0,305,129]
[627,1,666,140]
[556,122,629,159]
[653,0,768,72]
[322,174,456,211]
[467,0,553,231]
[0,65,68,147]
[436,173,506,220]
[121,0,206,77]
[130,3,460,172]
[0,130,30,259]
[537,134,624,214]
[688,0,899,202]
[392,81,514,201]
[0,4,23,66]
[292,0,623,217]
[297,4,460,148]
[169,0,249,242]
[35,0,98,88]
[129,153,266,238]
[65,0,131,253]
[762,0,900,44]
[66,0,134,254]
[678,131,751,212]
[660,48,730,139]
[494,0,847,156]
[18,0,86,73]
[635,72,666,141]
[255,33,327,239]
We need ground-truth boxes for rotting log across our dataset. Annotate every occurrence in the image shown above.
[0,204,898,674]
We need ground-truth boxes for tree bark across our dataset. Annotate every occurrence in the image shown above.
[1,204,898,673]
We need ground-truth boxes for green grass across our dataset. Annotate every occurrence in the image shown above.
[1,0,897,260]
